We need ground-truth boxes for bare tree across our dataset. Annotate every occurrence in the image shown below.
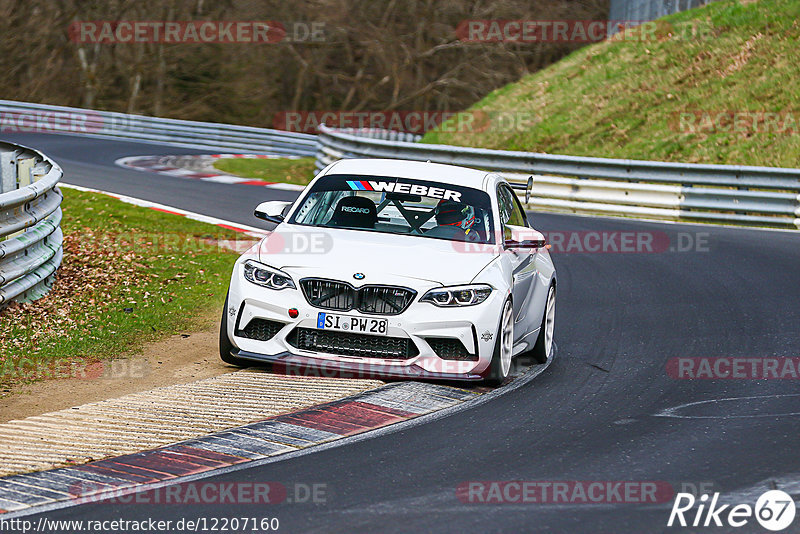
[0,0,608,128]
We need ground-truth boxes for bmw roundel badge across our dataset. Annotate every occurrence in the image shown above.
[353,273,365,280]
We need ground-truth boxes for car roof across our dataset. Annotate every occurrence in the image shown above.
[322,158,492,190]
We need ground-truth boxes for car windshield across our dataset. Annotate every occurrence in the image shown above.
[289,174,495,244]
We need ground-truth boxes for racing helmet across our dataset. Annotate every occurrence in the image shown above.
[435,200,476,232]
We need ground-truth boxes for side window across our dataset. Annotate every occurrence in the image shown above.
[498,185,526,227]
[509,188,530,228]
[497,186,512,226]
[295,191,345,224]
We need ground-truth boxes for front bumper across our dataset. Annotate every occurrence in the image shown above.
[226,261,505,381]
[231,349,486,381]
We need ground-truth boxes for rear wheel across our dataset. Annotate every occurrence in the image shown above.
[531,284,556,364]
[219,294,247,367]
[485,299,514,386]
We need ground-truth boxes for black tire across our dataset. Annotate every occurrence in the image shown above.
[484,299,513,386]
[530,284,555,364]
[219,294,247,367]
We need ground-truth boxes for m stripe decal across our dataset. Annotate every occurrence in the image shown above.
[346,180,373,191]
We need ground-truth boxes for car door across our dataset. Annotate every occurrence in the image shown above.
[497,183,538,340]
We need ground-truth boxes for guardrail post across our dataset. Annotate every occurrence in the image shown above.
[17,156,33,189]
[0,152,14,194]
[7,156,35,240]
[795,194,800,229]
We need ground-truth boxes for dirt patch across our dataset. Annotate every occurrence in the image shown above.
[722,33,763,77]
[0,318,238,423]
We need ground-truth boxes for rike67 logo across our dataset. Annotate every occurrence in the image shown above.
[668,490,796,531]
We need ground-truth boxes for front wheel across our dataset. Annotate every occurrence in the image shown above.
[220,294,247,367]
[531,284,556,364]
[484,299,514,386]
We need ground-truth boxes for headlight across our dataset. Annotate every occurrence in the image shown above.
[243,260,295,290]
[420,284,493,307]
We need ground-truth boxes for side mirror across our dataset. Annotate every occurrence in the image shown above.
[255,201,291,224]
[525,176,534,205]
[504,225,546,249]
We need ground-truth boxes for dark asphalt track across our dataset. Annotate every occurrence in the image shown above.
[0,132,297,229]
[4,133,800,533]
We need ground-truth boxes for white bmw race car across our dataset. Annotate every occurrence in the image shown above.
[220,158,556,384]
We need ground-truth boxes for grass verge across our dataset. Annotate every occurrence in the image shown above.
[423,0,800,168]
[0,188,244,389]
[213,157,316,186]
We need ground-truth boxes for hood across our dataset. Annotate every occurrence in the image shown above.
[255,225,499,287]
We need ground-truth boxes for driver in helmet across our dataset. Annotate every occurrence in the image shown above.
[426,200,480,241]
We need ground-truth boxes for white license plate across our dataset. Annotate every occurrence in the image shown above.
[316,312,388,336]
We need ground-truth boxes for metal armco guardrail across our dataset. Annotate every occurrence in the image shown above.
[317,126,800,229]
[0,142,63,308]
[0,100,317,157]
[609,0,715,28]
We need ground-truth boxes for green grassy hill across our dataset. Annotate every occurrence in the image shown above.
[423,0,800,168]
